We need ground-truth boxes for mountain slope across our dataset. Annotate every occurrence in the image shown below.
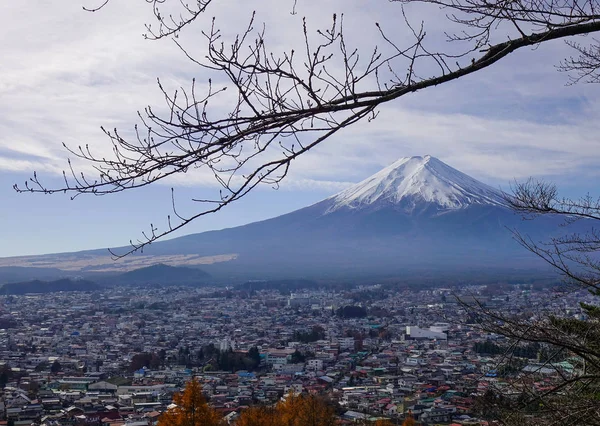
[0,266,68,284]
[326,155,505,213]
[108,156,574,278]
[0,156,575,280]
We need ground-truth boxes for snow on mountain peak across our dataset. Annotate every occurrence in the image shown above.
[326,155,506,213]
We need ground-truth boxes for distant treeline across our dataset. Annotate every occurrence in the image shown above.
[473,340,544,359]
[0,264,213,295]
[130,345,262,372]
[336,305,367,318]
[293,325,326,343]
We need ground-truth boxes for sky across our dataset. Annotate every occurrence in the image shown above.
[1,0,599,257]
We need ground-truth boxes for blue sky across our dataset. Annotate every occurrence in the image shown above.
[1,1,599,257]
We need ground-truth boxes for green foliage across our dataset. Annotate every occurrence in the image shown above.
[475,294,600,423]
[129,352,161,372]
[35,361,50,372]
[248,346,261,365]
[472,389,508,421]
[0,365,12,388]
[50,360,62,373]
[496,358,527,377]
[290,350,306,364]
[293,326,325,343]
[473,340,541,359]
[215,347,261,372]
[204,343,216,358]
[336,305,367,318]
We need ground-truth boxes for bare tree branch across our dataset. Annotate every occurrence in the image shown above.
[461,179,600,424]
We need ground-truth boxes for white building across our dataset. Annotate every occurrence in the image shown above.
[405,326,447,340]
[266,350,293,366]
[275,363,304,374]
[338,337,355,351]
[283,383,303,396]
[430,322,450,333]
[288,294,314,307]
[220,338,235,352]
[306,359,323,371]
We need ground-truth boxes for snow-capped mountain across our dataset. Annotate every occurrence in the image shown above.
[325,155,505,214]
[2,155,571,281]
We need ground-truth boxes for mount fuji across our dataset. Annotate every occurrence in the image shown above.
[1,156,568,281]
[325,155,505,213]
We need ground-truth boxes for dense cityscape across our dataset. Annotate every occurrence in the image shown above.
[0,281,589,425]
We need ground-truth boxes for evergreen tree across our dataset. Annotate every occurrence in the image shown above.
[247,346,261,369]
[50,360,62,373]
[469,181,600,424]
[0,365,12,388]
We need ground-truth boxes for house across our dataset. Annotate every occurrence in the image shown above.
[89,381,118,393]
[306,359,323,371]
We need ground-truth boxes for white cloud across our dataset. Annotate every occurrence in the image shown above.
[1,0,599,196]
[282,98,600,188]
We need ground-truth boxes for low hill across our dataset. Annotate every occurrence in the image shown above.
[0,278,100,295]
[112,263,211,286]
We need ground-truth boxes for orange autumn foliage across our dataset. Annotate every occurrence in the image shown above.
[157,378,223,426]
[402,410,416,426]
[235,392,336,426]
[278,392,336,426]
[234,406,279,426]
[373,420,395,426]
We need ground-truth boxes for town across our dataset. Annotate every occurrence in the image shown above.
[0,281,589,426]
